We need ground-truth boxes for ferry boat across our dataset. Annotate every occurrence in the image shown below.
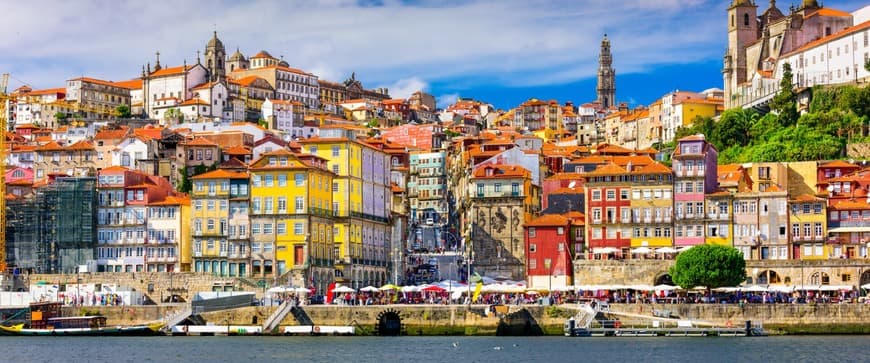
[0,302,164,336]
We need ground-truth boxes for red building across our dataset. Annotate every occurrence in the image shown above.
[582,163,632,258]
[524,214,573,289]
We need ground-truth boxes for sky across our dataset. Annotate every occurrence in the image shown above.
[1,0,867,110]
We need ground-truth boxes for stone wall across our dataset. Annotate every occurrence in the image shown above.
[846,143,870,159]
[28,272,256,303]
[574,259,870,287]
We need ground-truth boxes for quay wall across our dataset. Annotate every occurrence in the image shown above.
[42,303,870,335]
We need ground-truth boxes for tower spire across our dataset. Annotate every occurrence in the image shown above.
[596,34,616,109]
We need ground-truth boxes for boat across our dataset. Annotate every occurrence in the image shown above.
[0,302,164,336]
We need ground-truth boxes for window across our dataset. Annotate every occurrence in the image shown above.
[295,197,304,211]
[743,13,749,26]
[529,243,536,252]
[557,227,564,235]
[494,183,502,193]
[529,228,536,238]
[620,190,629,200]
[277,223,286,235]
[295,173,304,186]
[265,174,273,187]
[606,190,616,200]
[591,190,601,201]
[294,223,304,235]
[278,174,287,186]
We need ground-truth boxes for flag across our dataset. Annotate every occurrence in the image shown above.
[325,282,336,304]
[472,282,483,303]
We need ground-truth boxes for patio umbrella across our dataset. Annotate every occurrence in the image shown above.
[359,286,380,293]
[332,285,356,293]
[740,285,768,292]
[379,284,400,291]
[421,285,446,292]
[861,283,870,290]
[400,285,420,292]
[653,284,678,291]
[267,286,290,293]
[631,247,652,254]
[655,247,678,254]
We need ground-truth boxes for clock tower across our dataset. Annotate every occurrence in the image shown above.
[597,34,616,109]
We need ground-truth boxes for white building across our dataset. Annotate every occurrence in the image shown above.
[262,98,305,135]
[142,63,208,120]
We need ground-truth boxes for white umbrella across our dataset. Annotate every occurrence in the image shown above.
[592,247,619,254]
[631,247,653,254]
[400,285,420,292]
[656,247,678,253]
[817,285,853,292]
[359,286,380,292]
[676,246,693,252]
[740,285,768,292]
[767,285,793,293]
[861,283,870,290]
[332,285,356,293]
[293,287,311,294]
[653,284,678,291]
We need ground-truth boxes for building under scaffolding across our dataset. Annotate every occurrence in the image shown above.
[6,177,97,273]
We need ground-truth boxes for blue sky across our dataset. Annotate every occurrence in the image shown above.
[1,0,867,110]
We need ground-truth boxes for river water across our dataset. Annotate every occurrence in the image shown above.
[2,335,868,362]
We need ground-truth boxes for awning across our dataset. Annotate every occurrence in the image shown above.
[827,227,870,233]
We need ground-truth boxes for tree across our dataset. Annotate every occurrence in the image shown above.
[115,104,132,118]
[164,108,184,124]
[711,108,756,150]
[670,244,746,292]
[770,62,798,127]
[865,58,870,73]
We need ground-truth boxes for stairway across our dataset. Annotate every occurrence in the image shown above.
[262,301,294,333]
[163,306,193,331]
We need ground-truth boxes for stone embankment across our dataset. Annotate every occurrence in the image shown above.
[63,303,870,335]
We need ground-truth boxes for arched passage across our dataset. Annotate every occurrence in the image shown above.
[654,273,674,286]
[756,270,781,284]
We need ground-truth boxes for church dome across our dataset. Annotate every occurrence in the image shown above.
[229,48,246,61]
[278,60,290,67]
[207,31,224,50]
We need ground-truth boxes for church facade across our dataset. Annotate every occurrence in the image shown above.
[723,0,867,109]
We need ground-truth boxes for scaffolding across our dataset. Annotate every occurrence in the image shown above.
[5,177,97,273]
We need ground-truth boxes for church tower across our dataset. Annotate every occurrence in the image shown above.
[204,31,226,82]
[597,34,616,109]
[723,0,759,109]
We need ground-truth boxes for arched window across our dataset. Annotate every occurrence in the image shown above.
[743,13,750,26]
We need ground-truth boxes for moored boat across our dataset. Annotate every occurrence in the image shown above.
[0,302,164,336]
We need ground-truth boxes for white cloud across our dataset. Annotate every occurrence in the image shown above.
[383,77,428,100]
[436,93,460,109]
[0,0,781,93]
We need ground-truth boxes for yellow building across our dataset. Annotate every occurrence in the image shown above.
[629,162,674,249]
[190,168,249,276]
[249,149,335,292]
[673,97,722,128]
[791,195,829,260]
[298,133,392,289]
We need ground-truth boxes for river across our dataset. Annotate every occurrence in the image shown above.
[2,335,868,362]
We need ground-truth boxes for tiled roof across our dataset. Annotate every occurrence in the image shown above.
[525,214,569,227]
[150,65,194,77]
[182,137,218,147]
[95,126,130,140]
[65,140,94,151]
[820,160,858,169]
[35,141,64,151]
[783,19,870,58]
[113,79,142,90]
[472,164,530,178]
[191,169,250,180]
[584,163,627,176]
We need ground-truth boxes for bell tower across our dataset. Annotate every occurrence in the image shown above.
[204,31,226,82]
[596,34,616,109]
[724,0,758,108]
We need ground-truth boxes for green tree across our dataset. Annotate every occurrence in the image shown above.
[711,108,756,149]
[865,58,870,73]
[164,108,184,124]
[670,244,746,292]
[770,62,798,127]
[115,104,132,118]
[177,167,192,193]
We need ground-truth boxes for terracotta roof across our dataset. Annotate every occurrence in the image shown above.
[27,88,66,96]
[191,169,250,180]
[233,75,268,87]
[67,76,129,89]
[95,126,130,140]
[182,137,218,147]
[99,166,131,173]
[472,164,530,179]
[525,214,569,227]
[251,50,275,59]
[191,81,219,90]
[830,200,870,211]
[790,194,824,203]
[150,65,195,77]
[65,140,94,151]
[546,172,585,181]
[35,141,64,151]
[551,187,584,194]
[805,7,851,18]
[148,195,190,206]
[113,79,142,90]
[633,161,671,174]
[222,145,251,155]
[180,98,210,106]
[820,160,858,169]
[783,19,870,58]
[133,126,164,141]
[584,163,628,176]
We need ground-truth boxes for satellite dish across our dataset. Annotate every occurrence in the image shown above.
[568,181,576,189]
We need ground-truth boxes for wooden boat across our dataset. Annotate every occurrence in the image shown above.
[0,317,164,336]
[0,301,164,336]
